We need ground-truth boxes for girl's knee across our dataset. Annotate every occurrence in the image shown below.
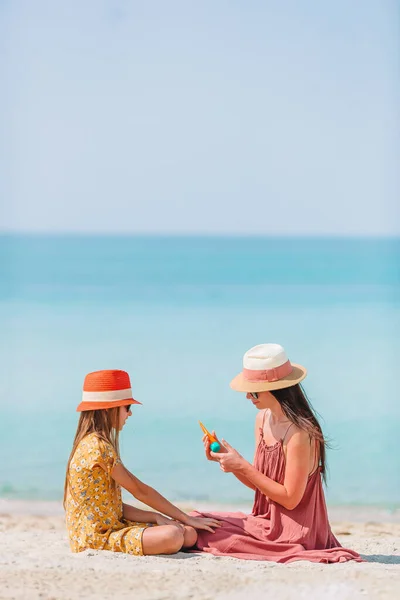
[183,525,197,548]
[165,524,185,554]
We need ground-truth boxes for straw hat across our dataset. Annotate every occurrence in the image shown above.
[76,369,142,412]
[230,344,307,392]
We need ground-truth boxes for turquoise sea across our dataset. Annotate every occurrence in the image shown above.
[1,235,399,508]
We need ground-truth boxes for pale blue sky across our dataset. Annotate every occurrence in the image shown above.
[1,0,399,234]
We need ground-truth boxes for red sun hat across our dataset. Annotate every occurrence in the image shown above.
[76,369,142,412]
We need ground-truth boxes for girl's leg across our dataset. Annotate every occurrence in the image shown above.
[142,524,185,555]
[182,525,197,549]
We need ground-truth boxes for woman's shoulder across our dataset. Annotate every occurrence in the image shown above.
[285,424,312,446]
[255,408,269,426]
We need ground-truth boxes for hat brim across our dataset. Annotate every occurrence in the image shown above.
[76,397,142,412]
[230,363,307,392]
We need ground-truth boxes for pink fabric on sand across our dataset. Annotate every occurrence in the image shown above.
[191,426,362,563]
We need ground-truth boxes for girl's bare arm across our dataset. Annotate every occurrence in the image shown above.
[122,502,159,523]
[111,463,220,532]
[113,464,190,521]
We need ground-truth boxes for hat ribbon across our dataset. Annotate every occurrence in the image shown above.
[243,360,293,382]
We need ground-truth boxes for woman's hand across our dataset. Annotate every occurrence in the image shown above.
[181,515,222,533]
[210,440,247,473]
[203,431,227,462]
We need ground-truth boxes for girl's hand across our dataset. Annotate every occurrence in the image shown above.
[182,515,222,533]
[203,431,227,462]
[210,440,247,473]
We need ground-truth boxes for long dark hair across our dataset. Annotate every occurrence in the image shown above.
[270,384,328,483]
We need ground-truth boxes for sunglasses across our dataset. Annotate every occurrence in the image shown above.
[250,393,258,400]
[125,404,132,412]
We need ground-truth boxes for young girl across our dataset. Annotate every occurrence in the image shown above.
[192,343,362,563]
[64,369,220,556]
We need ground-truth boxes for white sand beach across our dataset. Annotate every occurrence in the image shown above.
[1,499,399,600]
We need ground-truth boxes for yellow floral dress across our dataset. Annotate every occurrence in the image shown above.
[65,433,152,555]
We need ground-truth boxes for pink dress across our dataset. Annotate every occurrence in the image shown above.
[192,421,362,563]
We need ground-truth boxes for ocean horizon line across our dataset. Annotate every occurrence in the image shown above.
[1,231,400,241]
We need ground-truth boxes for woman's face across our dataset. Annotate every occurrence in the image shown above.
[246,390,275,410]
[118,404,132,430]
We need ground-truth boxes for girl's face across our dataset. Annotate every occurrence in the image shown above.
[118,404,132,430]
[246,391,275,410]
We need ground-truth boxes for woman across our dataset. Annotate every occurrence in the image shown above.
[192,343,362,563]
